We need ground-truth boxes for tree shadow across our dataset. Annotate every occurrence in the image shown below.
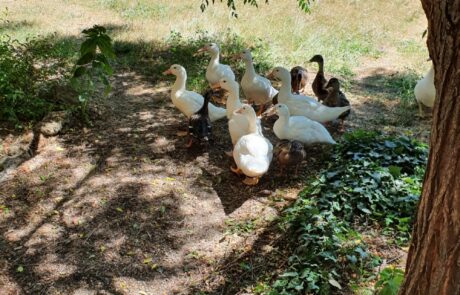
[0,20,35,33]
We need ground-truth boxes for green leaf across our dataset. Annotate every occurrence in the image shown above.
[76,52,96,65]
[80,38,97,56]
[328,278,342,289]
[16,265,24,273]
[97,37,115,59]
[73,66,86,78]
[388,166,402,178]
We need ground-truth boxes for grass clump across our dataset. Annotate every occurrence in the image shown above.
[269,130,427,294]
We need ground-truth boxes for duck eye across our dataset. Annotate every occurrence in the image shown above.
[223,80,226,83]
[173,66,176,69]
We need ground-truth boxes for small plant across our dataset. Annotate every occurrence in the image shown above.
[374,266,404,295]
[70,25,115,123]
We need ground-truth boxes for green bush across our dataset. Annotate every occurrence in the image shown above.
[0,35,73,125]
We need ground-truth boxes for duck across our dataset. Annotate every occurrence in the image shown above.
[231,105,273,185]
[270,67,350,123]
[323,78,351,130]
[309,54,329,101]
[290,66,308,94]
[240,49,278,115]
[162,64,226,123]
[274,139,306,175]
[219,78,263,146]
[186,89,213,148]
[197,43,236,90]
[273,104,336,144]
[414,64,435,117]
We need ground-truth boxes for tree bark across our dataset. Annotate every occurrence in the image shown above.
[399,1,460,294]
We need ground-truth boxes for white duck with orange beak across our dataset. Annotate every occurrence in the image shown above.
[231,105,273,186]
[162,64,226,122]
[197,43,236,89]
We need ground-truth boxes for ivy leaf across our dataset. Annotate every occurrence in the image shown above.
[328,278,342,289]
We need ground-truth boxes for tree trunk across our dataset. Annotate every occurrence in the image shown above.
[399,1,460,294]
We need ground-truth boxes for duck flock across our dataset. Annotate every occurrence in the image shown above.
[162,42,353,185]
[163,43,350,185]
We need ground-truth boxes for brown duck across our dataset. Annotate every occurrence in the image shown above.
[323,78,351,130]
[290,66,308,94]
[309,54,329,101]
[274,139,306,175]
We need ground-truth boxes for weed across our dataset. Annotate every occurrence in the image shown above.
[374,266,404,295]
[70,25,115,123]
[225,218,257,236]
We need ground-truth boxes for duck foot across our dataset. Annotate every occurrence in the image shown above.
[338,120,346,132]
[185,138,193,148]
[243,177,259,186]
[176,131,188,137]
[255,105,265,117]
[230,165,242,175]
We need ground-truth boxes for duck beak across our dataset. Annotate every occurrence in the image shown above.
[195,47,207,56]
[162,69,172,75]
[263,106,277,117]
[426,57,432,61]
[267,72,275,79]
[235,107,244,114]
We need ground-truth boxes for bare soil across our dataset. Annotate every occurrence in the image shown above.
[0,67,431,294]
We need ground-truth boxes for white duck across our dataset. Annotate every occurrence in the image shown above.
[273,104,336,144]
[231,105,273,185]
[219,78,263,146]
[163,64,226,122]
[414,64,435,117]
[271,67,350,123]
[240,49,278,115]
[197,43,236,89]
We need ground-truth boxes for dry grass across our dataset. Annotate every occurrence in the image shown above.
[3,0,428,74]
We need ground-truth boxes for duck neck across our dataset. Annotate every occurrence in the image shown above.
[317,60,324,74]
[247,113,258,133]
[172,73,186,94]
[279,76,292,100]
[209,51,220,68]
[226,87,242,118]
[244,59,256,77]
[199,92,210,115]
[427,66,434,82]
[277,113,289,133]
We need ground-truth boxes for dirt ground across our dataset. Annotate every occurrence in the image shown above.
[0,66,431,294]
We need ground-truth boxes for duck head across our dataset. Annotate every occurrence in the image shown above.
[162,64,186,77]
[197,42,220,55]
[239,49,253,62]
[274,103,290,117]
[219,77,239,92]
[269,66,290,82]
[309,54,324,63]
[235,104,256,118]
[325,77,340,91]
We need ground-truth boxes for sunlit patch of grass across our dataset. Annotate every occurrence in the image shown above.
[96,0,168,20]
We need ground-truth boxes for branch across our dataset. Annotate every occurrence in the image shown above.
[200,0,313,17]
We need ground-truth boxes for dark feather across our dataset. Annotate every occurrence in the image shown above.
[290,66,308,94]
[323,78,351,120]
[309,54,329,101]
[188,90,213,144]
